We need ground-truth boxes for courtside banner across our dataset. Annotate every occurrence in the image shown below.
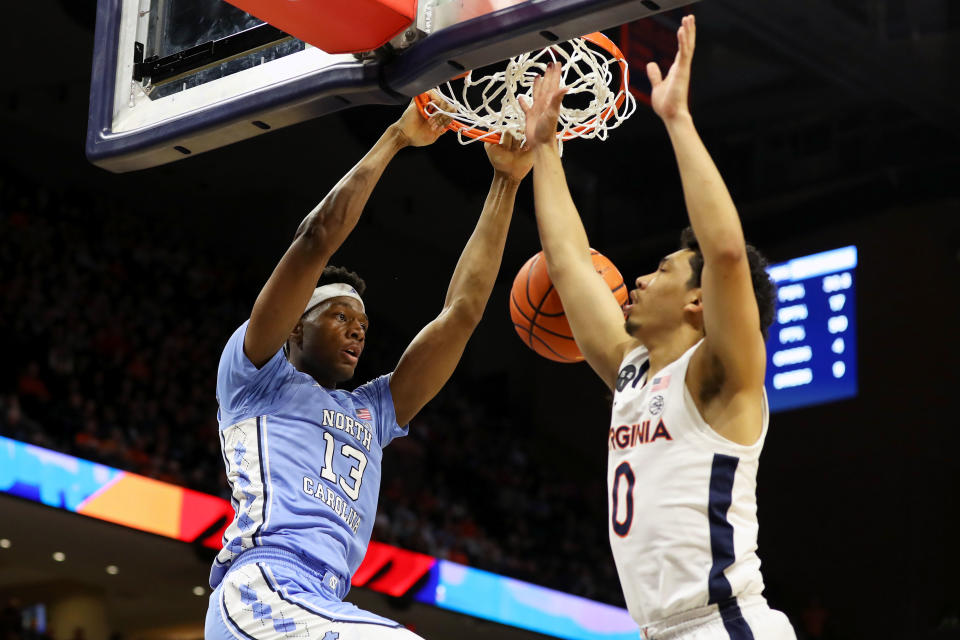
[0,434,232,548]
[414,560,639,640]
[0,435,638,639]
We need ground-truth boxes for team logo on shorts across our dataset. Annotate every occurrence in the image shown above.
[616,365,637,392]
[649,395,665,416]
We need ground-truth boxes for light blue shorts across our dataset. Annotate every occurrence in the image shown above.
[206,548,423,640]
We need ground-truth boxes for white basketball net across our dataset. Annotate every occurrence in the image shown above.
[421,35,637,154]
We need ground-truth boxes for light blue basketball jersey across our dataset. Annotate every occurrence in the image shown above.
[210,320,408,592]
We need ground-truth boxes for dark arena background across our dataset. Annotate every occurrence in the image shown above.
[1,1,958,639]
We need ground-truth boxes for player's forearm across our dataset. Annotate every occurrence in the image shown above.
[663,114,746,263]
[442,171,520,321]
[532,144,593,276]
[294,125,409,259]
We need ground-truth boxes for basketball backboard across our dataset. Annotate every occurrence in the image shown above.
[87,0,701,172]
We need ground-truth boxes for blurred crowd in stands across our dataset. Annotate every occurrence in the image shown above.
[0,171,623,607]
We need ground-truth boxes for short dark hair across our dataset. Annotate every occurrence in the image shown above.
[679,227,776,340]
[316,265,366,296]
[285,266,367,358]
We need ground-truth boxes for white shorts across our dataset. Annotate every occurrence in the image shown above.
[206,554,424,640]
[639,597,796,640]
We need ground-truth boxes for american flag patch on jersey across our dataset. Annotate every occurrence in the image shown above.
[652,374,671,391]
[356,408,372,420]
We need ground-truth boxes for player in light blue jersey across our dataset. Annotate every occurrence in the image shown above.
[205,99,533,640]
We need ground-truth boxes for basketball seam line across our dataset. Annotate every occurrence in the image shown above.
[510,294,578,362]
[510,295,578,342]
[524,254,539,350]
[511,323,577,362]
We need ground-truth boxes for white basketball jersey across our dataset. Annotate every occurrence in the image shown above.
[608,341,768,626]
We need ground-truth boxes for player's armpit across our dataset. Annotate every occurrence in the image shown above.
[696,252,767,393]
[686,254,767,445]
[548,248,638,390]
[687,357,766,446]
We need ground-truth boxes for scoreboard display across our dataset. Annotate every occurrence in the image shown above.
[764,246,858,412]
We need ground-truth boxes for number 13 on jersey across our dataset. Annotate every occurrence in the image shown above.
[319,431,368,500]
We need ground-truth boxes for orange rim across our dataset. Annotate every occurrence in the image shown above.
[414,32,629,144]
[414,89,502,144]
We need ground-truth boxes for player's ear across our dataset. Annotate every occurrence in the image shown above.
[683,288,703,314]
[683,290,703,333]
[289,321,304,349]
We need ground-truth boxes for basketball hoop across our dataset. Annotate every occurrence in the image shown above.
[414,32,636,153]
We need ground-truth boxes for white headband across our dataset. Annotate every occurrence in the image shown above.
[303,283,365,317]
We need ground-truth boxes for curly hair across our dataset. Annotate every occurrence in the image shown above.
[679,227,776,340]
[316,265,366,296]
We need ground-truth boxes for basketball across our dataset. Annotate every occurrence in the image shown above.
[510,250,628,362]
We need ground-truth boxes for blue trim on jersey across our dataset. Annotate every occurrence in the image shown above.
[632,360,650,389]
[707,453,738,602]
[257,564,402,627]
[254,416,268,545]
[218,428,237,550]
[707,453,755,640]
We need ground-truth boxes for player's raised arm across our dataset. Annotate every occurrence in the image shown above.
[520,64,637,390]
[650,17,766,420]
[243,102,450,367]
[389,135,532,426]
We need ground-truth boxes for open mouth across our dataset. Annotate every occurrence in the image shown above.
[342,346,360,363]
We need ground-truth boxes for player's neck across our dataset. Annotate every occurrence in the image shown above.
[642,326,702,377]
[289,352,338,389]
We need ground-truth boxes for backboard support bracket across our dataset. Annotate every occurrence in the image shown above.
[133,23,291,86]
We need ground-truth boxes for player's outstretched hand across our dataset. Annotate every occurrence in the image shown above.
[518,62,567,150]
[648,14,695,123]
[485,133,534,182]
[395,91,452,147]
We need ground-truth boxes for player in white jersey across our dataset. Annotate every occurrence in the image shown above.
[519,16,796,640]
[205,99,534,640]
